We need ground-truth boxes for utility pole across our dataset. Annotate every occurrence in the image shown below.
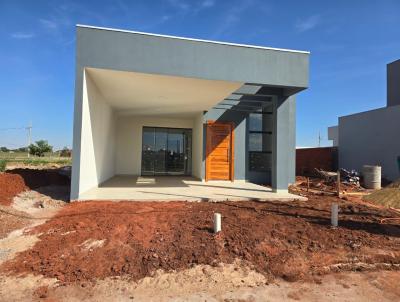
[26,122,32,157]
[318,131,321,147]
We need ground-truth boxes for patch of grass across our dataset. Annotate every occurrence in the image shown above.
[363,188,400,209]
[2,157,72,166]
[0,159,6,172]
[21,159,71,166]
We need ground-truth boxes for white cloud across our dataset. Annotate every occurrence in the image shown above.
[295,14,321,32]
[39,18,58,29]
[167,0,191,11]
[211,0,253,39]
[201,0,215,8]
[10,32,35,39]
[167,0,215,14]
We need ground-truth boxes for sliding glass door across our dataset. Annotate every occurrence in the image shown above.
[141,127,192,176]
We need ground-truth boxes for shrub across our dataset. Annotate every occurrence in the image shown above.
[29,140,53,157]
[0,159,7,172]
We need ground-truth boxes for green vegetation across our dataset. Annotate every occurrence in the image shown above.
[29,140,53,157]
[0,142,71,167]
[0,159,6,172]
[0,157,71,166]
[22,158,71,166]
[60,147,72,157]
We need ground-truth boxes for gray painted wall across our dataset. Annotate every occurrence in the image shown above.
[328,126,339,146]
[387,59,400,107]
[76,26,309,88]
[272,96,296,190]
[339,105,400,181]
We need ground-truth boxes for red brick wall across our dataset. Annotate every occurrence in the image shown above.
[296,147,338,176]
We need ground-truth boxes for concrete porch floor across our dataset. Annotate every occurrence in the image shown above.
[79,176,307,201]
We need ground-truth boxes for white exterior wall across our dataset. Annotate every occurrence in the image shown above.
[115,115,195,175]
[78,71,116,196]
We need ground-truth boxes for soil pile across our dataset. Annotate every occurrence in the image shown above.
[0,173,27,206]
[8,168,70,189]
[364,188,400,209]
[2,197,400,284]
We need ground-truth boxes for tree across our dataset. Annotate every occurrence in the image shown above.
[29,140,53,157]
[60,147,72,157]
[16,147,28,153]
[0,146,9,152]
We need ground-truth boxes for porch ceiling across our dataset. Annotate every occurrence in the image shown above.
[86,67,243,117]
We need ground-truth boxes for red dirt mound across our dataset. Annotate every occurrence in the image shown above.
[8,168,70,189]
[2,198,400,284]
[0,173,27,206]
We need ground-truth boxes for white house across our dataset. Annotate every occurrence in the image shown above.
[71,25,309,201]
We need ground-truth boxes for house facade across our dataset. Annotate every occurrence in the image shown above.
[71,25,309,200]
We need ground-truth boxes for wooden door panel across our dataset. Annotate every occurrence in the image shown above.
[210,156,229,162]
[206,121,234,181]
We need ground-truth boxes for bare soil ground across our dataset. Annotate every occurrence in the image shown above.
[0,173,27,206]
[7,168,70,189]
[0,169,400,301]
[2,196,400,285]
[0,205,32,239]
[2,266,400,301]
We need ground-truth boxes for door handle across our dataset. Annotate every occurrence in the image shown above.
[227,149,229,162]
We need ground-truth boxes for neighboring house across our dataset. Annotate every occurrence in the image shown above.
[71,25,309,200]
[327,126,339,147]
[328,59,400,181]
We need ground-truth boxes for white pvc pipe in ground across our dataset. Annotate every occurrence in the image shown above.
[331,203,338,227]
[214,213,222,233]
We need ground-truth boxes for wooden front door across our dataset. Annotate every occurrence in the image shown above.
[206,121,234,181]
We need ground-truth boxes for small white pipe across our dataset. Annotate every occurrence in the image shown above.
[214,213,222,233]
[331,203,339,227]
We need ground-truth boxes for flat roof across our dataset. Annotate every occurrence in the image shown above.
[77,24,310,55]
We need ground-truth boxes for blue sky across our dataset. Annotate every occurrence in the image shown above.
[1,0,399,149]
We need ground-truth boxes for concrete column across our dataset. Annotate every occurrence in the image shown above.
[70,67,84,200]
[271,96,296,192]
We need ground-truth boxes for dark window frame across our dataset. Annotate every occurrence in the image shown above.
[248,111,273,172]
[249,151,272,172]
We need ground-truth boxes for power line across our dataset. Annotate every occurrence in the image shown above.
[0,127,26,131]
[0,124,33,155]
[26,122,32,157]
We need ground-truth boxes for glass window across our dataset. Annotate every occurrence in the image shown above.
[142,128,155,175]
[248,110,273,172]
[249,113,262,132]
[249,152,272,172]
[141,127,192,176]
[249,133,272,152]
[249,113,273,132]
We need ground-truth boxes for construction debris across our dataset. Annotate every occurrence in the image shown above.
[340,168,361,186]
[314,169,337,182]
